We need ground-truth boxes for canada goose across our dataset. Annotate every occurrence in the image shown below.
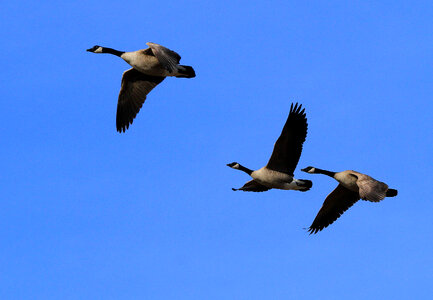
[301,166,398,234]
[227,103,312,192]
[86,42,196,132]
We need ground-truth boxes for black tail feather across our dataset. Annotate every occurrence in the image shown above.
[386,189,398,197]
[298,179,312,192]
[176,65,196,78]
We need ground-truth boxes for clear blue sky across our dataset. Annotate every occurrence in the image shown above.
[1,1,432,299]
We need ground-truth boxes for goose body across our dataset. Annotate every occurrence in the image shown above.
[333,170,359,192]
[87,42,195,132]
[120,51,167,76]
[227,103,312,193]
[301,166,398,234]
[251,167,306,190]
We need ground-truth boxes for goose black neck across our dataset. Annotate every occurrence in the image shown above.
[102,47,125,57]
[238,164,253,175]
[315,168,336,178]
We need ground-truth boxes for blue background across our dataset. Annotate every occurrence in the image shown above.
[1,1,432,299]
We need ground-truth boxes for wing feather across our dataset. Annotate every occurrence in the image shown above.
[116,68,165,132]
[232,180,270,192]
[356,174,388,202]
[146,42,181,73]
[266,103,308,175]
[308,184,360,234]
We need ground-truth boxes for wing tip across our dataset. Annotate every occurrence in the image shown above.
[306,226,322,235]
[116,119,131,133]
[289,102,307,118]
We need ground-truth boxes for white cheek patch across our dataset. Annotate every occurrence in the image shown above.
[234,163,240,169]
[95,47,103,53]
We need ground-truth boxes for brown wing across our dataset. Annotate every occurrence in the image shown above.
[308,184,360,234]
[232,180,270,192]
[356,174,388,202]
[142,48,155,56]
[116,68,165,133]
[266,103,308,175]
[146,42,181,73]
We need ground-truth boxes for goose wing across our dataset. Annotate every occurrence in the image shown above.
[356,174,388,202]
[308,184,360,234]
[266,103,308,175]
[232,180,270,192]
[116,68,165,132]
[146,42,181,73]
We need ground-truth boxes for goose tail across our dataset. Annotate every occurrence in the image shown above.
[386,188,398,197]
[176,65,196,78]
[297,179,312,192]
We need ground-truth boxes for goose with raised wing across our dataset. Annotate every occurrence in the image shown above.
[87,42,195,132]
[301,166,398,234]
[227,103,312,193]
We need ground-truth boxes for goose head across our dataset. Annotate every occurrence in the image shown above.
[301,166,317,174]
[227,162,241,169]
[86,45,103,53]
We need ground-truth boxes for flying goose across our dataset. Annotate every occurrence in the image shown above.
[301,166,398,234]
[227,103,312,192]
[86,42,196,132]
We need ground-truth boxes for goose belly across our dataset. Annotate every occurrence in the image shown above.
[251,168,295,190]
[132,63,168,76]
[133,63,168,76]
